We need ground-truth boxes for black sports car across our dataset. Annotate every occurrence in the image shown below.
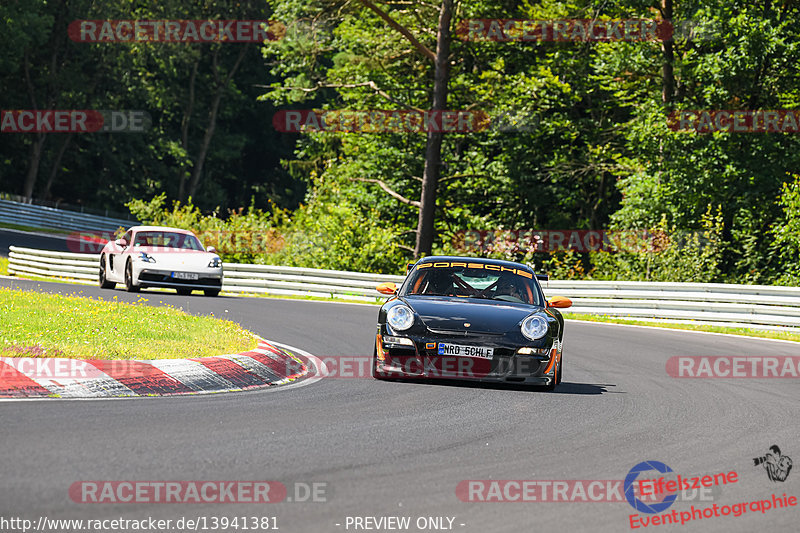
[373,256,572,390]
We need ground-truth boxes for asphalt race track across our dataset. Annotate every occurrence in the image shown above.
[1,276,799,533]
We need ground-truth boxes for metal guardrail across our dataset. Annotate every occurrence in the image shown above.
[7,247,403,301]
[0,199,135,233]
[7,246,800,332]
[0,192,136,220]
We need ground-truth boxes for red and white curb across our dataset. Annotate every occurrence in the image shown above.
[0,339,309,399]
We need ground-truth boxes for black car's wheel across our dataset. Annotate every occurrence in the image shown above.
[124,260,140,293]
[372,344,389,380]
[556,352,563,385]
[372,345,381,379]
[544,354,559,391]
[176,288,192,296]
[98,256,114,289]
[204,288,220,297]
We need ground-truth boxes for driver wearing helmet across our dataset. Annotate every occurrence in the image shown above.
[494,275,525,302]
[421,270,453,296]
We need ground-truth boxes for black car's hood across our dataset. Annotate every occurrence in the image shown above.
[403,296,539,334]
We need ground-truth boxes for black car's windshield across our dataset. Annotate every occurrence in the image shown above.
[401,262,542,306]
[132,231,203,250]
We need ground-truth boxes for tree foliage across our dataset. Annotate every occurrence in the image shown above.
[2,0,799,282]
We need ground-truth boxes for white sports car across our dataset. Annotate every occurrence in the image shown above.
[98,226,223,296]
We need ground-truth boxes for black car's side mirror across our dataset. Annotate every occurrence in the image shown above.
[376,282,398,295]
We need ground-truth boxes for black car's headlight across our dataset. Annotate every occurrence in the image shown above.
[208,257,222,268]
[387,305,414,331]
[521,315,548,340]
[138,252,156,263]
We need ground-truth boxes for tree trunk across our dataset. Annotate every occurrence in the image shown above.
[661,0,675,107]
[23,134,46,202]
[22,2,67,202]
[42,132,73,201]
[178,58,199,201]
[413,0,453,258]
[186,46,247,199]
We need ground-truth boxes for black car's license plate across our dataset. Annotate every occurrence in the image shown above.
[437,343,494,358]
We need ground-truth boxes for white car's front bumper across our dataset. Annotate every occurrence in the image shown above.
[134,266,223,290]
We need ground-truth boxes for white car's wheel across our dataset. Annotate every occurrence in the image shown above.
[99,256,115,289]
[125,260,140,293]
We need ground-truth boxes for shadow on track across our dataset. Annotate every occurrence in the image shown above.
[381,378,618,395]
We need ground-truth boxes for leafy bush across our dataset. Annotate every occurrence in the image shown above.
[438,213,724,282]
[127,194,285,264]
[127,194,407,274]
[770,176,800,285]
[267,202,406,274]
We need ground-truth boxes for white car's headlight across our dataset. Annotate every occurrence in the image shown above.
[208,257,222,268]
[387,305,414,331]
[521,315,548,340]
[138,252,156,263]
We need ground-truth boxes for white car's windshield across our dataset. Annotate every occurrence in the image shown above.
[132,231,203,250]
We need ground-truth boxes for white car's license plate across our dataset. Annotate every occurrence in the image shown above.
[172,272,199,280]
[437,343,494,358]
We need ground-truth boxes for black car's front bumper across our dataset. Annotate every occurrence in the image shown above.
[375,329,559,385]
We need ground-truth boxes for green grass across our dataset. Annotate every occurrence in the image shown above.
[0,287,258,359]
[0,256,8,276]
[562,312,800,343]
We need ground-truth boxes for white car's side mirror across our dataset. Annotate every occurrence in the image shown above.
[115,238,128,247]
[207,246,217,253]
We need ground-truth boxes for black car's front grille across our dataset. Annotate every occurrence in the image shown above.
[426,327,504,337]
